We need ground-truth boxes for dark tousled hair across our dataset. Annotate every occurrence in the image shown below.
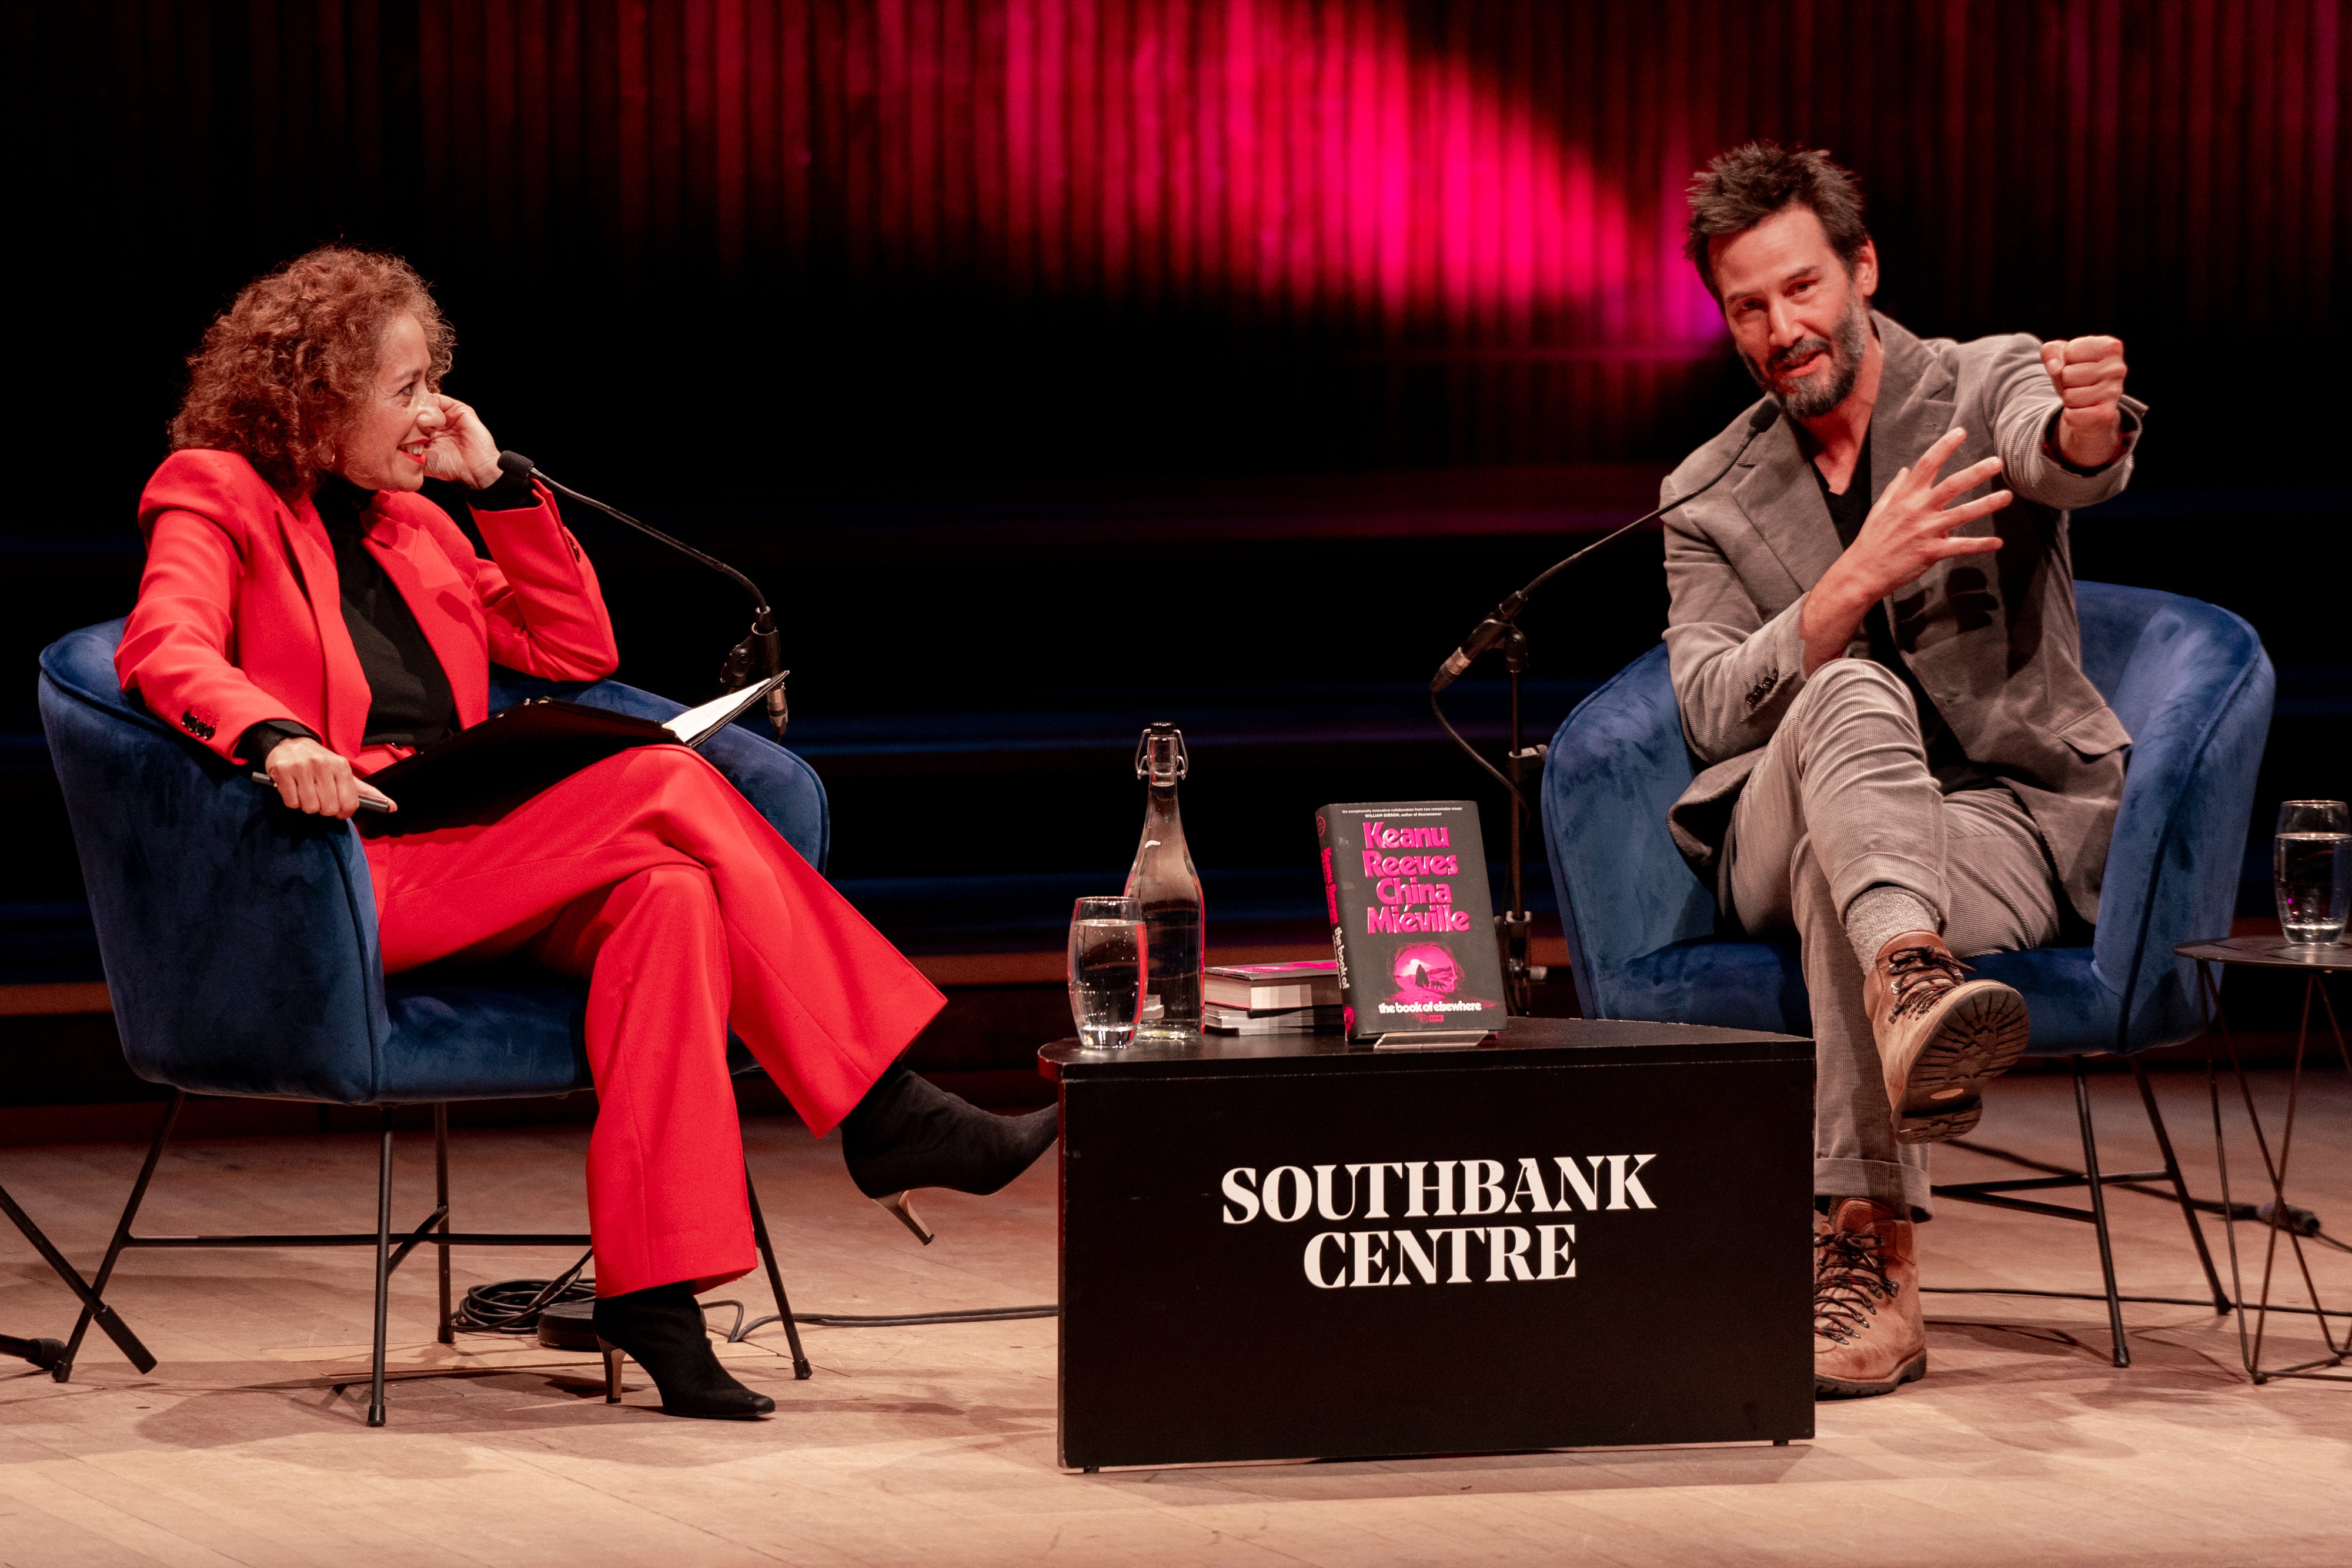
[1683,142,1871,299]
[170,246,454,497]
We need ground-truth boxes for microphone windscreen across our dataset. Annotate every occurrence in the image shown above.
[1748,402,1782,434]
[496,449,537,483]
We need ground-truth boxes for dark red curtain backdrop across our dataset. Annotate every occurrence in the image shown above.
[10,0,2346,494]
[7,2,2349,1004]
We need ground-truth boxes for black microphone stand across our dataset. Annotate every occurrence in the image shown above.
[497,452,790,742]
[1429,404,1781,1014]
[1426,617,1548,1018]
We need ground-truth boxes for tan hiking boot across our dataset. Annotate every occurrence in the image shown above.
[1865,931,2029,1144]
[1814,1198,1926,1398]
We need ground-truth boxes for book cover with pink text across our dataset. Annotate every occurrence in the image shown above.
[1314,800,1508,1045]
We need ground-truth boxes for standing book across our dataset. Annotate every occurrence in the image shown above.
[1315,800,1508,1047]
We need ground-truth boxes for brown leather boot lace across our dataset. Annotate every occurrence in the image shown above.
[1813,1225,1900,1345]
[1884,946,1975,1021]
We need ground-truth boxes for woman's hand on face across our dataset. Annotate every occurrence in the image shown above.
[263,736,365,818]
[422,392,503,490]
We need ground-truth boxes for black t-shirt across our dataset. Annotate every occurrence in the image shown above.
[311,474,460,750]
[1808,424,1982,788]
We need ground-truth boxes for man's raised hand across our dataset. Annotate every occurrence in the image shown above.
[2039,335,2128,469]
[1800,427,2010,674]
[1851,427,2010,595]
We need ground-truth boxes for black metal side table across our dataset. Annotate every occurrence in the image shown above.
[2177,936,2352,1385]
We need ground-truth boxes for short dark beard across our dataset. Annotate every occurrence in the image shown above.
[1743,291,1869,420]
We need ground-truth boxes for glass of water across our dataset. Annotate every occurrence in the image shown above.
[2275,800,2352,946]
[1068,896,1147,1048]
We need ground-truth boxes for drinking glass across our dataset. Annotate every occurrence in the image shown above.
[2274,800,2352,946]
[1068,896,1147,1048]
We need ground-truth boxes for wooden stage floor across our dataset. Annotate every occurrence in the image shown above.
[5,1068,2350,1567]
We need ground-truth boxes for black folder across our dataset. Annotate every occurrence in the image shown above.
[358,673,786,834]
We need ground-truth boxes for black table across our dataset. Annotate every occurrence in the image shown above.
[1038,1016,1815,1470]
[2178,936,2352,1385]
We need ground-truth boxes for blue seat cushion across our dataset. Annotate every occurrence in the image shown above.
[1611,940,2116,1056]
[1615,940,1809,1038]
[382,984,590,1101]
[1966,947,2116,1055]
[382,984,763,1104]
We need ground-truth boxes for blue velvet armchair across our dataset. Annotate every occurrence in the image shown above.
[36,617,833,1421]
[1541,582,2274,1360]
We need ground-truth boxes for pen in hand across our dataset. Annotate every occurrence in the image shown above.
[250,771,397,814]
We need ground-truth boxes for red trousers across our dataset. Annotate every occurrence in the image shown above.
[364,747,944,1296]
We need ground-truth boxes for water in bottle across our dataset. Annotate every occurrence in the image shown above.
[1125,723,1204,1039]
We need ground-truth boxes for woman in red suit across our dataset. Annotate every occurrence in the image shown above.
[118,248,1056,1419]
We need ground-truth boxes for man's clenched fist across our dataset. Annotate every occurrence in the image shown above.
[2039,335,2128,470]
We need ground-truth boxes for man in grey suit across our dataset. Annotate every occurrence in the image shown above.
[1661,145,2141,1398]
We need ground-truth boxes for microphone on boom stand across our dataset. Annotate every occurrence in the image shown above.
[1428,400,1782,1013]
[496,450,791,743]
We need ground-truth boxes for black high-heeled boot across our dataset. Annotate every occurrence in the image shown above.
[592,1283,774,1419]
[839,1058,1060,1243]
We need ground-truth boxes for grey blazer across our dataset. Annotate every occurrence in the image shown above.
[1661,313,2147,924]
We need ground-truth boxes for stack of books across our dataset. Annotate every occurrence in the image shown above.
[1203,960,1343,1035]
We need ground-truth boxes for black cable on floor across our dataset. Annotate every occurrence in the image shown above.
[2204,1197,2352,1255]
[447,1250,595,1333]
[1920,1285,2338,1317]
[1920,1196,2352,1308]
[446,1269,1057,1340]
[700,1300,1057,1340]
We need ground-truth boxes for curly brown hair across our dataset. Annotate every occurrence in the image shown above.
[169,246,455,496]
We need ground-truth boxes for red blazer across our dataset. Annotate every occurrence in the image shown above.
[118,449,620,777]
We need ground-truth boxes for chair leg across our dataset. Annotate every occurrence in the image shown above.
[55,1089,184,1382]
[2131,1059,2230,1313]
[433,1104,453,1346]
[0,1180,155,1375]
[368,1108,394,1427]
[2074,1058,2130,1367]
[744,1161,813,1380]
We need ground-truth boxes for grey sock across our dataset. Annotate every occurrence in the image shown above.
[1845,883,1939,974]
